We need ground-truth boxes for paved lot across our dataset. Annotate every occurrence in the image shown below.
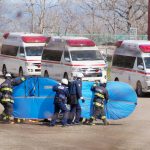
[0,77,150,150]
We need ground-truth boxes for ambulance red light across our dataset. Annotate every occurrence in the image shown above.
[115,41,123,47]
[37,64,41,68]
[22,36,48,43]
[66,39,95,47]
[139,45,150,53]
[3,32,9,39]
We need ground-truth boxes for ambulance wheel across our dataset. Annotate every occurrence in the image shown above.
[63,73,68,79]
[114,78,119,81]
[44,71,49,77]
[136,81,143,97]
[19,68,23,77]
[2,65,7,76]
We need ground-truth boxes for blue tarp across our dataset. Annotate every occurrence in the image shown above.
[105,82,137,120]
[13,77,57,119]
[80,81,137,120]
[13,77,137,120]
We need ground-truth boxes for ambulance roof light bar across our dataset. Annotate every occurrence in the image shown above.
[66,39,96,47]
[115,40,123,47]
[22,36,48,43]
[3,32,9,39]
[139,45,150,53]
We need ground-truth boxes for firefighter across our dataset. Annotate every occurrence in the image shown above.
[88,78,109,125]
[68,72,85,125]
[0,73,25,123]
[50,78,69,127]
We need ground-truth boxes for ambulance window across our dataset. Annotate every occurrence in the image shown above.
[1,45,18,56]
[144,57,150,69]
[20,47,25,57]
[124,56,136,68]
[42,50,62,61]
[64,51,70,62]
[137,57,144,66]
[25,47,43,56]
[70,50,103,61]
[113,55,135,68]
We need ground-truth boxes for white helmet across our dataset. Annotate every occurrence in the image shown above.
[77,72,84,78]
[5,73,11,78]
[73,72,84,78]
[61,78,68,85]
[100,78,107,84]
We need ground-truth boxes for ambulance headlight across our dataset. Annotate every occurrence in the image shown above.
[25,62,34,66]
[72,67,82,72]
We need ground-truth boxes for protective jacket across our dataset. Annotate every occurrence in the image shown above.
[0,77,25,104]
[91,84,109,106]
[68,79,82,104]
[53,84,69,104]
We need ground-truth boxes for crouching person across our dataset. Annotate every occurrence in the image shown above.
[87,78,109,125]
[50,78,69,127]
[0,73,25,123]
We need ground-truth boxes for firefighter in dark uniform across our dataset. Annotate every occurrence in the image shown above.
[50,78,69,127]
[68,72,85,125]
[88,78,109,125]
[0,73,25,123]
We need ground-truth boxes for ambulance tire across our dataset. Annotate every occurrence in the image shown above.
[136,81,143,97]
[19,68,23,77]
[44,71,49,77]
[63,72,68,80]
[2,65,7,76]
[114,78,119,81]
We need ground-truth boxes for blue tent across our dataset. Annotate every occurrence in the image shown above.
[13,77,137,120]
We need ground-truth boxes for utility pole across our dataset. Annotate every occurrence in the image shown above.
[148,0,150,40]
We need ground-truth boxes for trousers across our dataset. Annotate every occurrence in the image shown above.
[68,103,81,124]
[0,102,13,121]
[51,101,68,125]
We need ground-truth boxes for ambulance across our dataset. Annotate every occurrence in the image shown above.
[0,32,48,76]
[111,40,150,96]
[41,36,107,81]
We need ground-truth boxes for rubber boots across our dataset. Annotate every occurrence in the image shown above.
[102,119,109,125]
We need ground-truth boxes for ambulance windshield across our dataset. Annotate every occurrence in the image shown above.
[144,57,150,69]
[70,50,103,61]
[25,46,43,56]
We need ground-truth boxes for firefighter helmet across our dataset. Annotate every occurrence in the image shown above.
[5,73,12,78]
[73,72,84,78]
[61,78,68,85]
[100,78,107,84]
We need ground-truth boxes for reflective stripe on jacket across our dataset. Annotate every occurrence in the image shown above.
[1,87,13,93]
[94,93,105,99]
[1,98,14,103]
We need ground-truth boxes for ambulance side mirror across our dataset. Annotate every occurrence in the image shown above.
[137,65,144,70]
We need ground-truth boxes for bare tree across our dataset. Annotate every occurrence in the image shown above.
[58,0,83,34]
[78,0,147,34]
[111,0,147,33]
[0,0,148,36]
[24,0,59,33]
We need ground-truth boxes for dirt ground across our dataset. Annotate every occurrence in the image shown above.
[0,78,150,150]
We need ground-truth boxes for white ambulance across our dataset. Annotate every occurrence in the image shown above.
[41,36,107,81]
[0,32,48,76]
[111,40,150,96]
